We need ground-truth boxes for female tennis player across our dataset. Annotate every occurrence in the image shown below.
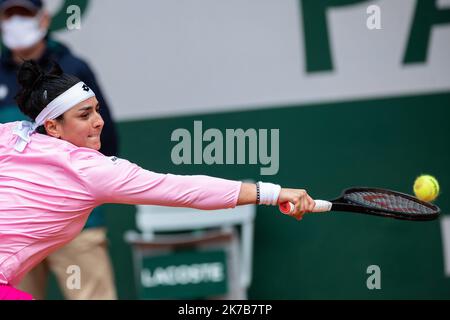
[0,61,316,300]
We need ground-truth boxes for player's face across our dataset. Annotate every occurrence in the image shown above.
[57,97,104,150]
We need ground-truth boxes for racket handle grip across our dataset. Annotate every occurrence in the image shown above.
[314,200,333,212]
[279,200,332,214]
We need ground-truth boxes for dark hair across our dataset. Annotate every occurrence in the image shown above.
[15,60,80,133]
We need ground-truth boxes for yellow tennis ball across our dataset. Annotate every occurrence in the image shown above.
[413,175,440,202]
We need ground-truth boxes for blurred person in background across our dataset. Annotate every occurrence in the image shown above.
[0,0,119,299]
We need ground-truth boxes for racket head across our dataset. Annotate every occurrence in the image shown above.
[333,187,440,221]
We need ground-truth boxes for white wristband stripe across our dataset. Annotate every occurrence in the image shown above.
[258,182,281,206]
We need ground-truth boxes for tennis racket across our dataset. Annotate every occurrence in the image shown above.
[279,187,440,221]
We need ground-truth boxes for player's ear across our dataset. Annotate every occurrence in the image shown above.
[44,119,62,139]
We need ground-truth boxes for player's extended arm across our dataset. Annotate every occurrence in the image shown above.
[77,152,315,218]
[236,183,257,205]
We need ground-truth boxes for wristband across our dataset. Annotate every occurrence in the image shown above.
[257,182,281,206]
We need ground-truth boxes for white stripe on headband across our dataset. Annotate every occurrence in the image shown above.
[13,81,96,152]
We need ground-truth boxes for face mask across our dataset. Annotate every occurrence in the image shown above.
[1,14,46,50]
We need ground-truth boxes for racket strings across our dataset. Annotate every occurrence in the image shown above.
[344,191,436,215]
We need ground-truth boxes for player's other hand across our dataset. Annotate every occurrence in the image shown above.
[278,188,316,220]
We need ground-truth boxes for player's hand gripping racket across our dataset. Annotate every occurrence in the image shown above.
[279,187,440,221]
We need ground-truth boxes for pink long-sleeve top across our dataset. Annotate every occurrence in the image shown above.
[0,122,241,285]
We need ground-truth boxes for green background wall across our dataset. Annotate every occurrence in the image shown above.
[91,91,449,299]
